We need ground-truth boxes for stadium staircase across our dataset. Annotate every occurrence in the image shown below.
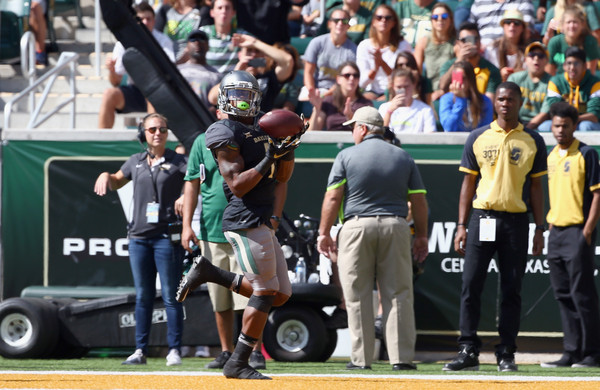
[0,0,142,129]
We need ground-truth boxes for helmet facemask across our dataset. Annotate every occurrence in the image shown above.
[218,80,262,117]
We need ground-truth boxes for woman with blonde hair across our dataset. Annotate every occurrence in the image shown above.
[546,4,600,75]
[356,4,412,101]
[439,61,493,132]
[414,2,456,100]
[542,0,600,46]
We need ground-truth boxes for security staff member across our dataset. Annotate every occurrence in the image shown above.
[540,102,600,369]
[317,106,429,371]
[444,82,547,372]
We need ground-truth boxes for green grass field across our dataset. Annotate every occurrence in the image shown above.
[2,356,600,377]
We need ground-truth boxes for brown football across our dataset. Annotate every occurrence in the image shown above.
[258,109,304,139]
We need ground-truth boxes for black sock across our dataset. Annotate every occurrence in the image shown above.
[204,259,236,288]
[231,332,257,363]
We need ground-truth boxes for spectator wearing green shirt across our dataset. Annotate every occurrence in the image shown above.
[392,0,436,48]
[542,0,600,47]
[546,4,600,75]
[318,0,373,45]
[538,46,600,131]
[508,42,552,129]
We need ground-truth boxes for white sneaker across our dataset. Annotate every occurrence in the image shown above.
[122,349,146,365]
[195,345,210,358]
[166,348,182,366]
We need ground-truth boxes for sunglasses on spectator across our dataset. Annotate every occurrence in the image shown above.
[431,13,449,21]
[504,20,523,27]
[146,126,169,134]
[374,14,394,21]
[330,17,350,25]
[396,62,409,68]
[527,52,546,59]
[340,73,359,79]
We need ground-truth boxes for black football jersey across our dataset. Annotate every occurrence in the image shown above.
[205,119,277,231]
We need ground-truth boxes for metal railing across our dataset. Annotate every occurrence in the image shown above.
[4,51,79,129]
[20,31,36,111]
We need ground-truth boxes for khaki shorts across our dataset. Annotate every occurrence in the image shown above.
[225,225,292,296]
[201,240,249,312]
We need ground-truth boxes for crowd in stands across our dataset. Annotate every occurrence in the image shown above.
[96,0,600,134]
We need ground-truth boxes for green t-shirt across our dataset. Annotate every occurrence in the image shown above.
[325,0,385,12]
[548,34,600,69]
[392,0,435,48]
[318,5,373,45]
[507,70,551,123]
[185,133,228,243]
[436,0,474,12]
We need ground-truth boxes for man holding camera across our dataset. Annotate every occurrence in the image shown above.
[439,22,501,102]
[208,33,294,113]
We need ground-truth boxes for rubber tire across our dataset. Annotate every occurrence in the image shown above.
[0,298,59,358]
[263,306,327,362]
[318,329,338,362]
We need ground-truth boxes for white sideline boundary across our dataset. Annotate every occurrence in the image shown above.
[1,371,600,381]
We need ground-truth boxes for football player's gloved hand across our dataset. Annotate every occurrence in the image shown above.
[266,134,301,160]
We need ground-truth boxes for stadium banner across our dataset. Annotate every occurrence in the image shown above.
[2,130,598,335]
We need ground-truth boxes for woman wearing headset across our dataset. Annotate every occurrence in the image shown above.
[94,113,187,366]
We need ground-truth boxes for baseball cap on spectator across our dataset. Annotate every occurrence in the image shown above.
[499,9,524,26]
[188,30,208,42]
[524,42,549,58]
[343,106,384,127]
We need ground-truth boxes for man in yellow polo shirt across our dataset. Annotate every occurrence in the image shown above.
[540,102,600,369]
[443,82,547,373]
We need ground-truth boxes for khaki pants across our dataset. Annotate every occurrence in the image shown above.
[337,215,415,366]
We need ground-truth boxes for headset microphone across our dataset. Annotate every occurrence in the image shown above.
[137,115,156,159]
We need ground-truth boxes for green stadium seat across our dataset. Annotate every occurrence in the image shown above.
[290,36,313,56]
[0,0,29,62]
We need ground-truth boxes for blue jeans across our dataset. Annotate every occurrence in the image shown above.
[128,236,183,353]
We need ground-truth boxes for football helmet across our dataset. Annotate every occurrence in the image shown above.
[218,70,262,117]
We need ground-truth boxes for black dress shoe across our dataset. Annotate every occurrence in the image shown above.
[393,363,417,370]
[346,362,371,370]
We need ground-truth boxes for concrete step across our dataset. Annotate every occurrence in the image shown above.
[2,111,142,129]
[1,92,104,112]
[2,74,112,94]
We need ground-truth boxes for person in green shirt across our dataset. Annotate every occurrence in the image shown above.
[392,0,436,48]
[546,4,600,75]
[542,0,600,47]
[538,46,600,131]
[508,42,552,128]
[318,0,373,44]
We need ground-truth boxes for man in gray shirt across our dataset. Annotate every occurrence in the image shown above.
[317,106,429,371]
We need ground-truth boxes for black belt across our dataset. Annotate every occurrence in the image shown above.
[553,224,583,231]
[346,215,407,220]
[476,209,527,216]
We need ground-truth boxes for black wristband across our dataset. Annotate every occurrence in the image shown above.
[271,215,281,223]
[255,156,275,176]
[457,223,466,227]
[535,225,545,232]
